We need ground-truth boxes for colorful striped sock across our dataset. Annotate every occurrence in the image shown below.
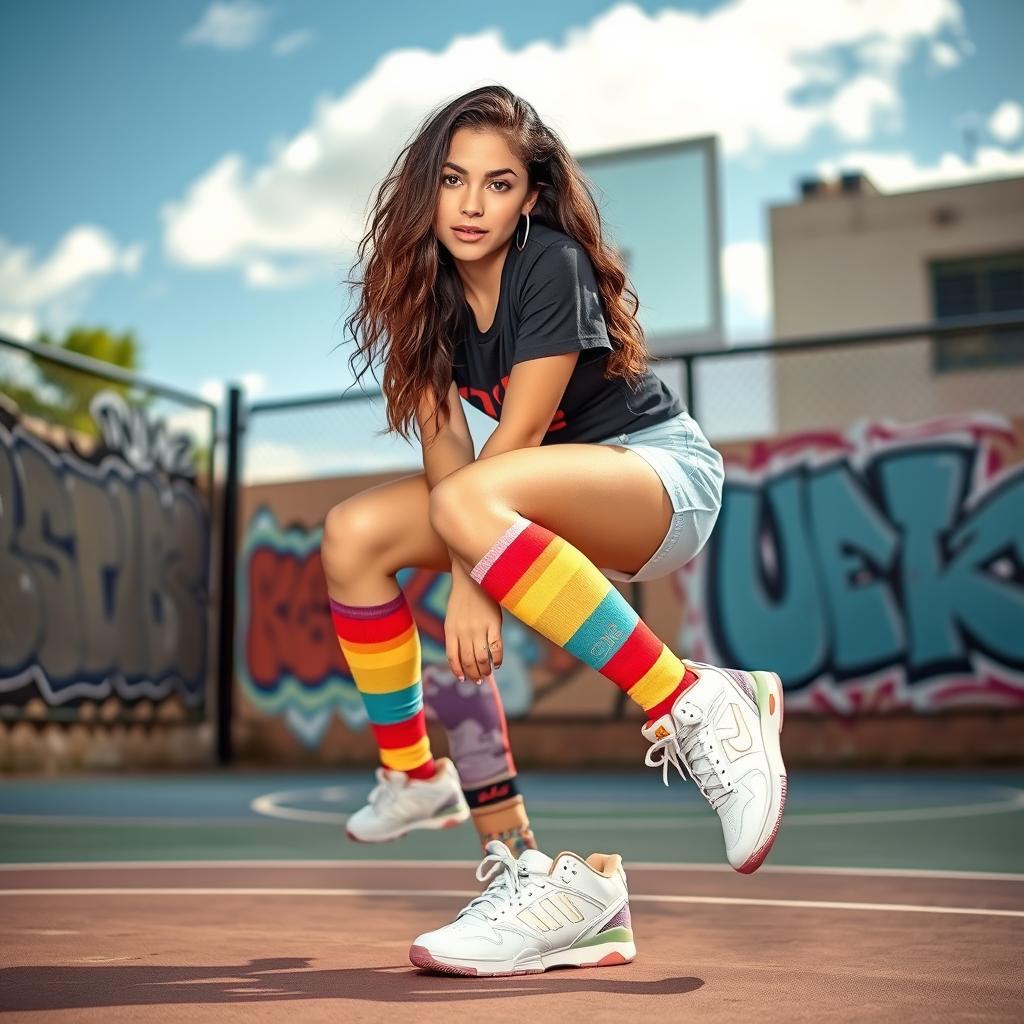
[328,591,436,780]
[470,514,699,720]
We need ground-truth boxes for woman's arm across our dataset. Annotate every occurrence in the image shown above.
[419,380,475,482]
[418,381,476,586]
[418,380,546,582]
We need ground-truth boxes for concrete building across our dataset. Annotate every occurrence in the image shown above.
[768,172,1024,434]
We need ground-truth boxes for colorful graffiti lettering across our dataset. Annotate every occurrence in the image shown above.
[238,412,1024,745]
[237,506,536,747]
[90,390,199,478]
[681,413,1024,713]
[0,403,209,711]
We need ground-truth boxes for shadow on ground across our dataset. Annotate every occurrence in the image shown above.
[0,956,705,1010]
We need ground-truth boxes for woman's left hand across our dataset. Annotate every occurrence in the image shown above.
[444,575,504,683]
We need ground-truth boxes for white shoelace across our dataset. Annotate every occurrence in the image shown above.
[366,766,412,816]
[458,842,532,923]
[645,715,731,811]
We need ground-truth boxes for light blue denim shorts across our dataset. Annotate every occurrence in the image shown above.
[593,409,725,583]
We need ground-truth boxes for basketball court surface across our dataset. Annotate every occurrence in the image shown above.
[1,768,1022,1021]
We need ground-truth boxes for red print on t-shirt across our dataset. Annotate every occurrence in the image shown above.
[458,374,568,433]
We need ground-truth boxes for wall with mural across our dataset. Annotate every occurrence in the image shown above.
[235,410,1024,758]
[0,390,214,771]
[681,413,1024,714]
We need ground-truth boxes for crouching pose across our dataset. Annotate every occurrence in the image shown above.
[322,84,787,976]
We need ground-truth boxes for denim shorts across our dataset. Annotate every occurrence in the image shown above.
[593,409,725,583]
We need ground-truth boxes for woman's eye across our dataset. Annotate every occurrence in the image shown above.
[441,175,512,192]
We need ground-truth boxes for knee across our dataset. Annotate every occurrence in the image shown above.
[427,474,468,539]
[320,500,384,584]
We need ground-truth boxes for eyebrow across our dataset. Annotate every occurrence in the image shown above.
[443,161,518,178]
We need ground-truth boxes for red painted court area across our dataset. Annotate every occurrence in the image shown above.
[2,860,1022,1021]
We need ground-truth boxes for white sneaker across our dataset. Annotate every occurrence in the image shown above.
[345,756,470,843]
[409,841,636,976]
[642,660,787,873]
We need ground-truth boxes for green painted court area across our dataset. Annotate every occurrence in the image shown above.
[1,769,1021,873]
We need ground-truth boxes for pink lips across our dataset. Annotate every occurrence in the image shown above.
[453,227,486,241]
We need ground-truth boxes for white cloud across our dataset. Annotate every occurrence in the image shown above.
[988,100,1023,143]
[198,370,266,407]
[243,256,321,289]
[722,241,771,336]
[272,29,314,57]
[827,75,900,141]
[162,0,967,287]
[0,226,144,343]
[182,0,271,51]
[242,438,417,485]
[0,227,143,307]
[163,404,217,446]
[241,371,266,397]
[199,379,225,405]
[817,142,1024,192]
[0,309,40,342]
[929,40,962,69]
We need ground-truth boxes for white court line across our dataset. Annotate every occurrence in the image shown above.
[245,785,1024,828]
[1,886,1021,919]
[0,815,274,826]
[250,786,350,824]
[5,787,1022,829]
[534,790,1024,827]
[0,860,1021,882]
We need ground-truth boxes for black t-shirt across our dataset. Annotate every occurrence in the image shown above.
[452,222,685,444]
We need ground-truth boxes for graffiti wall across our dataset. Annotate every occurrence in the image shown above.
[238,504,540,751]
[236,410,1024,756]
[0,389,212,734]
[683,412,1024,713]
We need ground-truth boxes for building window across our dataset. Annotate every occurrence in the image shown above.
[931,251,1024,372]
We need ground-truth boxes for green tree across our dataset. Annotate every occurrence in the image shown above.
[0,326,212,482]
[0,326,143,436]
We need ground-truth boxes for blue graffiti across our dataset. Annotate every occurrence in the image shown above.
[708,443,1024,689]
[0,421,209,708]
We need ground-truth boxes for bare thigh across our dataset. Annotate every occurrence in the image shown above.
[321,472,452,601]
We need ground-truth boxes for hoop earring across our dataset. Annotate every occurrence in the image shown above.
[516,212,531,251]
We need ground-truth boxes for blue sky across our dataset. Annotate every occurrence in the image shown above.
[1,0,1022,420]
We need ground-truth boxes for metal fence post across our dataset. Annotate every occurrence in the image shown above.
[216,384,243,766]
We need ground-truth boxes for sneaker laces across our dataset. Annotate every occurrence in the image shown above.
[457,841,531,923]
[365,766,411,816]
[645,713,731,811]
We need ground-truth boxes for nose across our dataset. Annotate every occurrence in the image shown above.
[461,184,487,214]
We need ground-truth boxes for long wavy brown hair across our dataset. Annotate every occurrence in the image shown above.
[340,84,654,443]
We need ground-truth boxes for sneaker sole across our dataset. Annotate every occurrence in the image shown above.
[345,804,470,844]
[409,938,637,977]
[736,669,787,874]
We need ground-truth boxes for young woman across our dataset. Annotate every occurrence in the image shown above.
[323,85,787,973]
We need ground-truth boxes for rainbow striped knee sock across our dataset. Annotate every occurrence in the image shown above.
[329,591,436,780]
[470,514,698,720]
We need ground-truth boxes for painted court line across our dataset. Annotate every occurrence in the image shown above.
[246,785,1024,828]
[547,792,1024,828]
[5,787,1021,829]
[1,886,1021,919]
[0,814,276,826]
[0,860,1021,882]
[250,786,351,824]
